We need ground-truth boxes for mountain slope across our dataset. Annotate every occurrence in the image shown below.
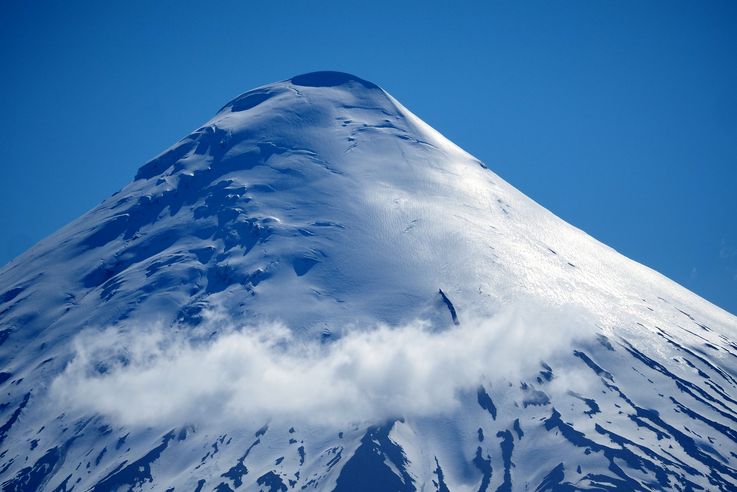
[0,71,736,491]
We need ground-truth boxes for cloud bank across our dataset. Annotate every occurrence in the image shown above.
[50,301,588,428]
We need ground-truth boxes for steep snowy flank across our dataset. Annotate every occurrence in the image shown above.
[0,71,736,491]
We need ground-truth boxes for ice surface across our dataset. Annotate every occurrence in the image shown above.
[0,72,736,491]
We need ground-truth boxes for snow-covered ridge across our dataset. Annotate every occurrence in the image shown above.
[0,71,736,491]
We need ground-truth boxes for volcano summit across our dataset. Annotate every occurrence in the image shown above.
[0,72,736,491]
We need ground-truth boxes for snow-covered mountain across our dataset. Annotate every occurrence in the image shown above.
[1,71,736,491]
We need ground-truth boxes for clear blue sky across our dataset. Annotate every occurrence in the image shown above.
[1,1,736,315]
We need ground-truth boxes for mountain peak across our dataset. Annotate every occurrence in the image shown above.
[1,73,736,491]
[216,71,385,116]
[288,71,380,90]
[140,72,415,183]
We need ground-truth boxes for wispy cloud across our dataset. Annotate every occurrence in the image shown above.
[719,239,736,259]
[50,301,589,428]
[718,239,737,283]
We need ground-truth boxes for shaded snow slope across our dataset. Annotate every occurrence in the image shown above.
[0,71,736,491]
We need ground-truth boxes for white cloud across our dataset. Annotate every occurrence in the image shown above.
[50,300,587,428]
[719,239,736,259]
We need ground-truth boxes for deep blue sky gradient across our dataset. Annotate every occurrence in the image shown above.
[1,1,736,314]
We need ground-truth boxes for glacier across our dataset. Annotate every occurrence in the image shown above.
[0,71,736,491]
